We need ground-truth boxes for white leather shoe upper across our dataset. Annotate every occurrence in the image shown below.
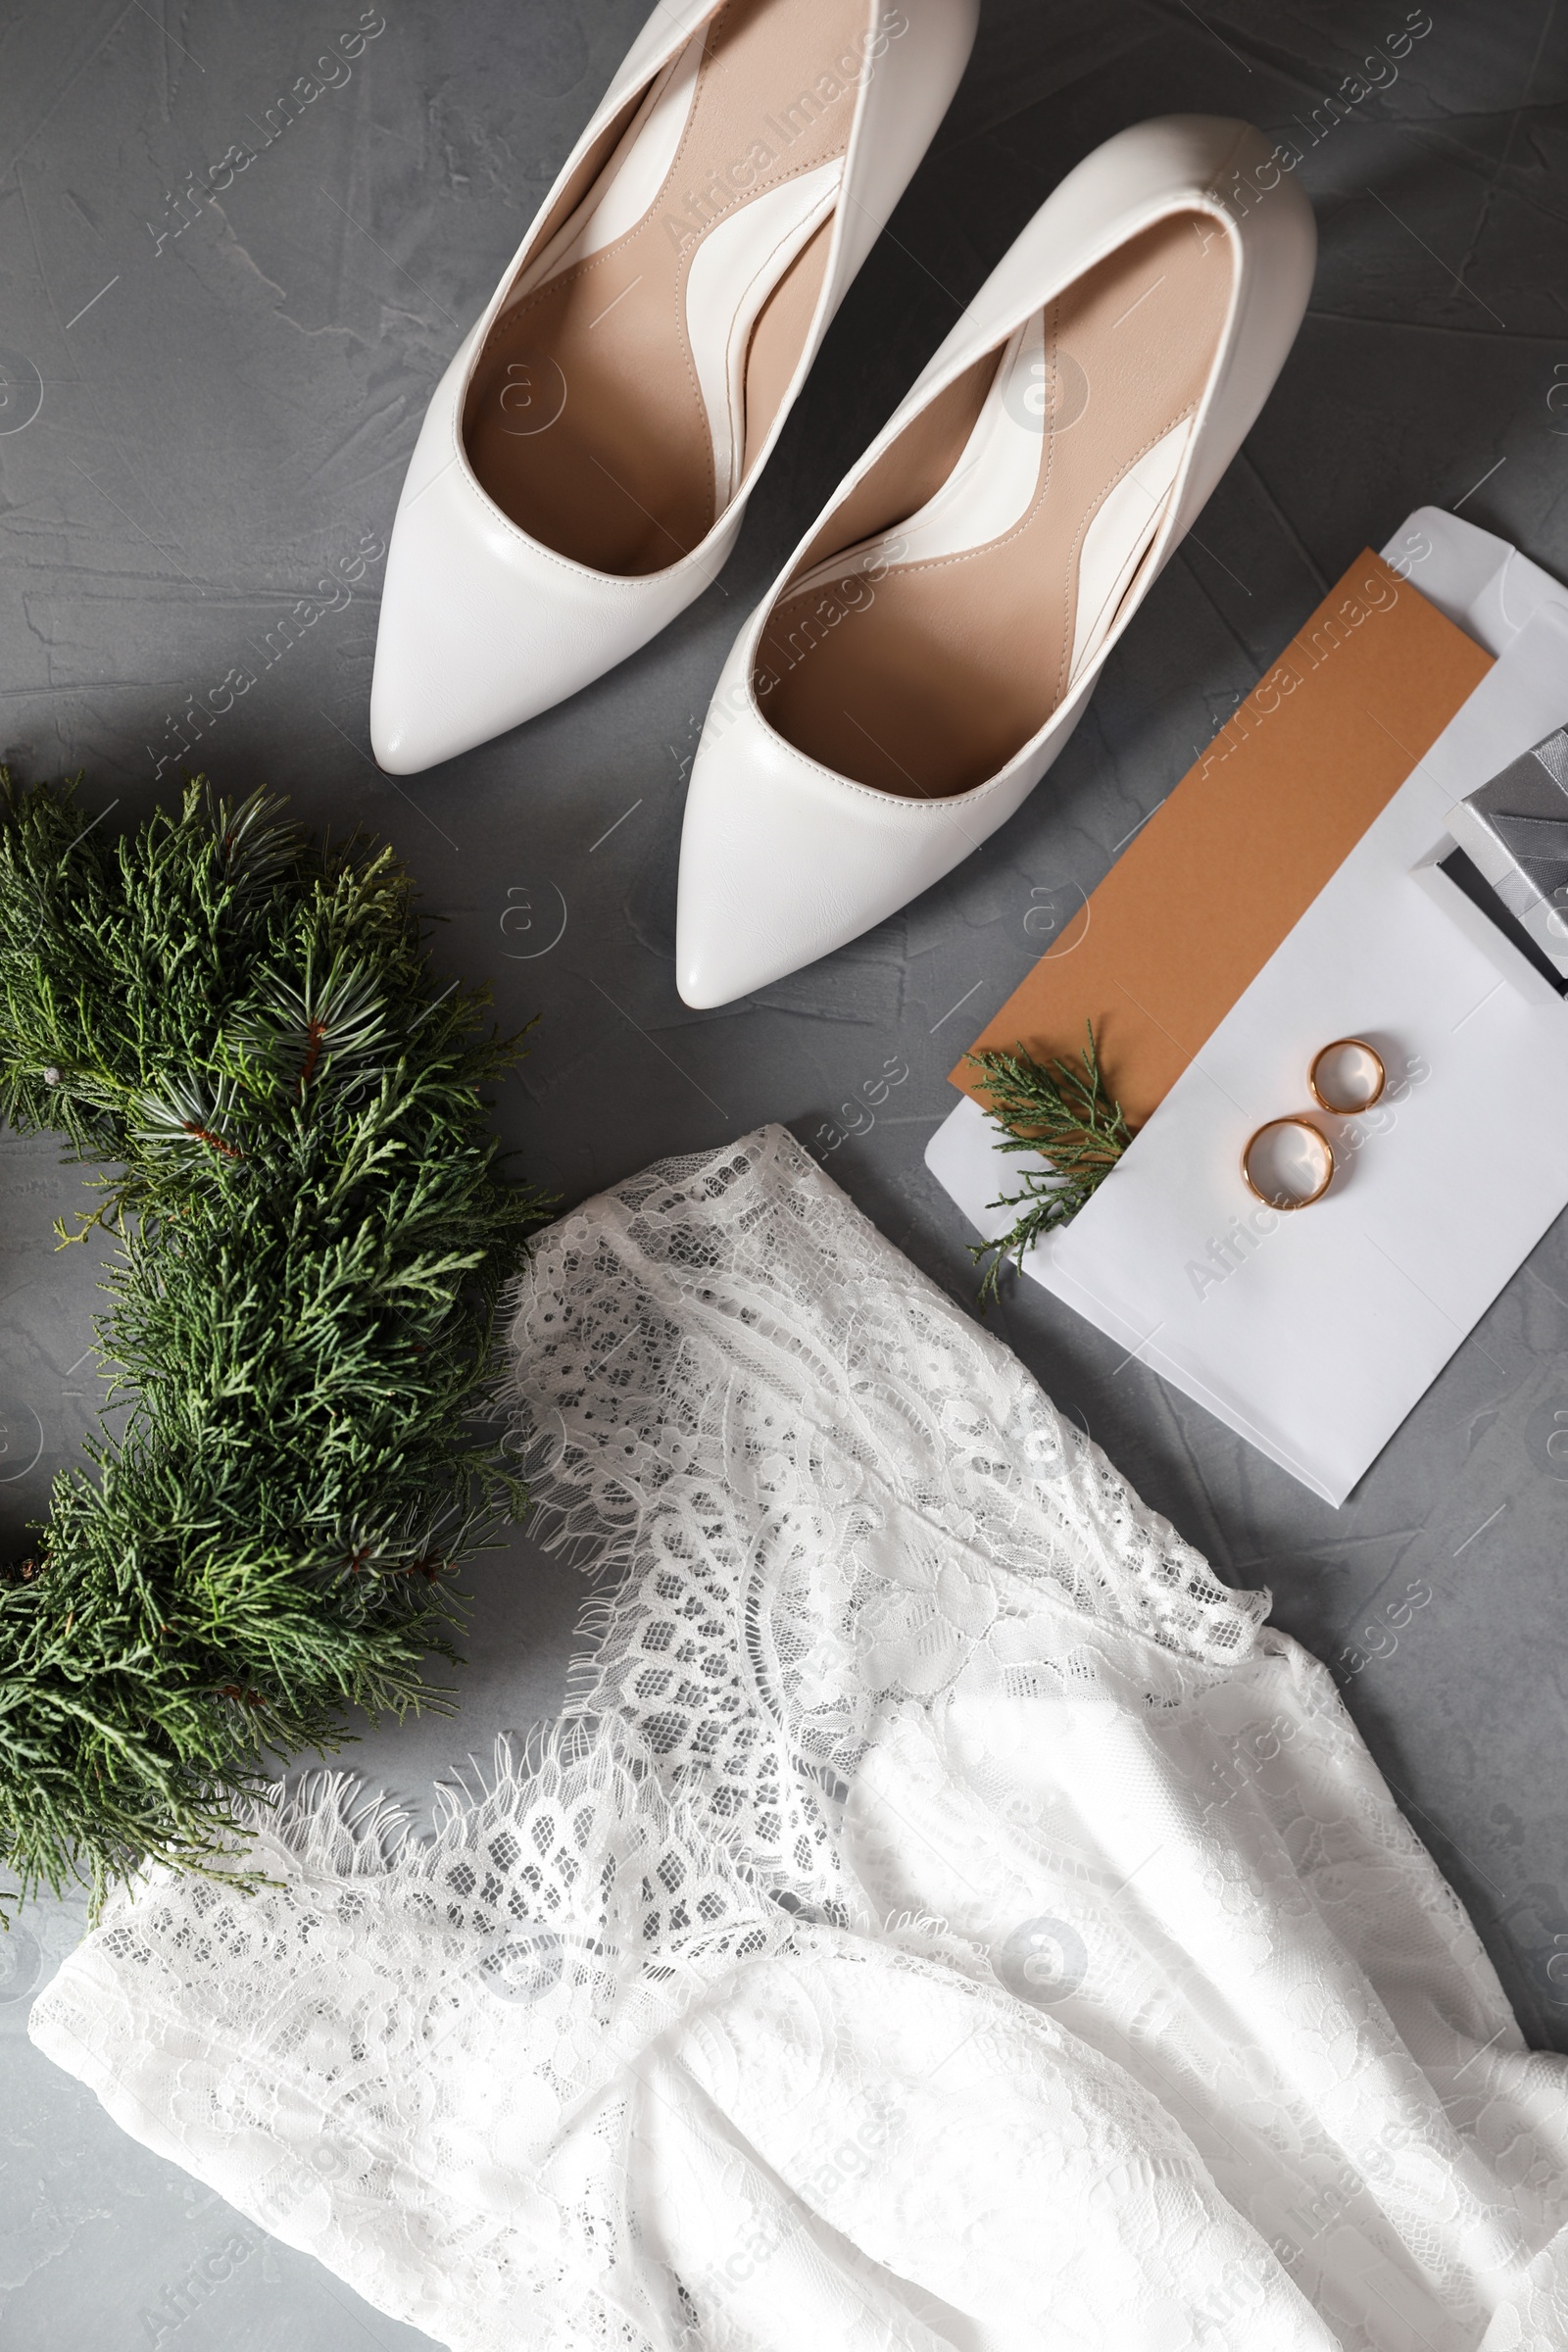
[675,116,1317,1008]
[369,0,980,775]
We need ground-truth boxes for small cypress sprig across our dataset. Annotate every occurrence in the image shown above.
[0,772,552,1915]
[965,1022,1135,1308]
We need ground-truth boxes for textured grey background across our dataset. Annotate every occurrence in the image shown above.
[2,0,1568,2343]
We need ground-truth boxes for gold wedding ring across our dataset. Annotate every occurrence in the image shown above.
[1307,1037,1386,1117]
[1241,1116,1335,1210]
[1239,1036,1389,1210]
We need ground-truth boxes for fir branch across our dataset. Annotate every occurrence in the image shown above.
[233,946,390,1102]
[134,1073,248,1165]
[210,786,304,899]
[0,771,552,1915]
[965,1022,1135,1309]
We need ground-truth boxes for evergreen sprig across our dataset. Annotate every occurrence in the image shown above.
[965,1023,1135,1307]
[0,774,550,1914]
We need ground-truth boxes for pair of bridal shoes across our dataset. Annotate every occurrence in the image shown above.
[369,0,978,771]
[369,0,1315,1005]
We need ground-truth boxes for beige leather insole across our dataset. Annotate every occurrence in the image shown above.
[464,0,867,577]
[757,215,1237,797]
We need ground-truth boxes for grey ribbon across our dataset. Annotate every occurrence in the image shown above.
[1487,809,1568,902]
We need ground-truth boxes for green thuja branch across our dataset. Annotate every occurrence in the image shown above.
[965,1022,1134,1309]
[0,773,551,1914]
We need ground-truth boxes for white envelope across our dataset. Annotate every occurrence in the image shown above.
[926,510,1568,1505]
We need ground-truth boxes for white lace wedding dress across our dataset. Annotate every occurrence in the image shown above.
[30,1127,1568,2350]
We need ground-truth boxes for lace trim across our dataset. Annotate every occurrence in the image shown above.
[39,1725,800,2352]
[500,1125,1268,1904]
[505,1125,1263,1656]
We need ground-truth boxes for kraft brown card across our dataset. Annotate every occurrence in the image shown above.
[954,551,1494,1126]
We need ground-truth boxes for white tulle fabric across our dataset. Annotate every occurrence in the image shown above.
[30,1126,1568,2351]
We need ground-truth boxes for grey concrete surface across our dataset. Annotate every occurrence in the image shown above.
[2,0,1567,2343]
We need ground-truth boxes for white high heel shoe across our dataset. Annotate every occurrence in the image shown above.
[369,0,979,775]
[675,116,1316,1007]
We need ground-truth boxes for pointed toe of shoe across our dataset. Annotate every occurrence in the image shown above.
[674,742,817,1009]
[371,449,747,772]
[368,656,463,777]
[675,680,987,1007]
[369,465,584,774]
[675,844,784,1007]
[674,921,760,1011]
[674,759,788,1006]
[675,696,849,1007]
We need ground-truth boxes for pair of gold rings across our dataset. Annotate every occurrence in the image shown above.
[1241,1038,1387,1210]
